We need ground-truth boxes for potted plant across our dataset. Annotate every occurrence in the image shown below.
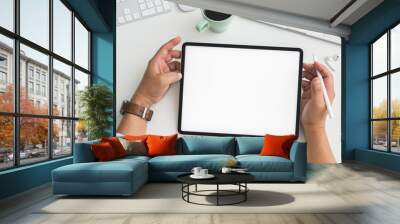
[79,84,113,140]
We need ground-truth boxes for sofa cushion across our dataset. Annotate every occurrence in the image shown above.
[53,158,147,183]
[178,136,235,155]
[236,155,293,172]
[236,137,263,155]
[149,154,235,172]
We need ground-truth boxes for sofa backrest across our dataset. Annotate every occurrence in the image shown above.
[235,136,264,155]
[73,140,100,163]
[178,135,236,155]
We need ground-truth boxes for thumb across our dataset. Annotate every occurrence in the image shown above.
[163,72,182,84]
[311,78,325,106]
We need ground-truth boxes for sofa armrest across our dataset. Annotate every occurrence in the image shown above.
[73,140,100,163]
[289,141,307,181]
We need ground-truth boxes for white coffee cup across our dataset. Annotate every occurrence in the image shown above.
[191,167,202,176]
[221,167,232,174]
[200,169,209,176]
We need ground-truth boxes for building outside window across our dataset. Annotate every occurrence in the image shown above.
[370,23,400,154]
[0,0,91,170]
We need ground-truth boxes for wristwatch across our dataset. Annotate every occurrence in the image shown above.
[120,100,153,121]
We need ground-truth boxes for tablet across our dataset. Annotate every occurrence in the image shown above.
[178,42,303,136]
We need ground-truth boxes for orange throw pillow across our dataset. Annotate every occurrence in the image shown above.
[260,134,297,159]
[101,137,126,158]
[124,135,148,141]
[91,142,118,161]
[146,134,177,157]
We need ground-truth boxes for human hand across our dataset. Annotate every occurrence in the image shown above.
[131,36,182,107]
[300,61,335,130]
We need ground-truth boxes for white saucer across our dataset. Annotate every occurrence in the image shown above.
[190,174,215,179]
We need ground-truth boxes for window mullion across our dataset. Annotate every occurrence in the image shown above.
[48,0,54,160]
[388,30,391,152]
[71,10,76,155]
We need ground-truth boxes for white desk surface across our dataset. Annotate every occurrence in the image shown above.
[116,3,342,161]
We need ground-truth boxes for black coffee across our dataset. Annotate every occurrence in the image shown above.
[204,10,231,21]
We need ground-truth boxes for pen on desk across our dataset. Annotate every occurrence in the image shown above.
[313,55,334,118]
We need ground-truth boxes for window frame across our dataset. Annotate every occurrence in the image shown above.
[370,21,400,154]
[0,0,92,171]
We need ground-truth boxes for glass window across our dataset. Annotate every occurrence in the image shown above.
[0,116,14,169]
[53,119,72,157]
[0,35,14,113]
[372,121,388,151]
[0,0,14,31]
[75,120,88,143]
[20,0,49,49]
[74,18,89,69]
[391,72,400,117]
[372,77,387,119]
[53,59,72,117]
[391,120,400,153]
[19,117,49,165]
[20,44,49,115]
[392,24,400,70]
[0,1,91,170]
[74,69,89,118]
[53,0,72,60]
[372,33,388,76]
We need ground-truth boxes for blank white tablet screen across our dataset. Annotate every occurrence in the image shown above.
[180,44,302,136]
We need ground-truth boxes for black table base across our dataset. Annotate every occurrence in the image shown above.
[181,183,249,206]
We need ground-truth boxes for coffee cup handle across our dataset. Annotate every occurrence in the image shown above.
[196,20,209,32]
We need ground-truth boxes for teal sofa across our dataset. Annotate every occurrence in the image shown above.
[52,135,307,196]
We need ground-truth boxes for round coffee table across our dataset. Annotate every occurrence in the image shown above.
[177,173,255,206]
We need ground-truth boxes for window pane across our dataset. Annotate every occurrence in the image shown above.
[0,35,14,112]
[0,0,14,31]
[0,116,13,170]
[74,18,89,69]
[53,59,72,117]
[372,77,387,119]
[391,72,400,117]
[20,0,49,49]
[74,69,89,118]
[53,119,72,157]
[75,120,88,143]
[372,121,388,151]
[53,0,72,60]
[392,24,400,70]
[20,44,49,115]
[20,117,49,165]
[372,33,387,76]
[391,120,400,153]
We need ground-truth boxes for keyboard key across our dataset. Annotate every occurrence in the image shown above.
[163,1,170,10]
[125,15,133,21]
[118,16,125,24]
[156,6,163,13]
[133,13,140,19]
[147,2,154,8]
[139,4,147,10]
[142,8,156,16]
[155,0,162,6]
[124,8,131,14]
[138,0,144,3]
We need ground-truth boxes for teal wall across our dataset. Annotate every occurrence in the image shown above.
[0,0,116,200]
[343,0,400,170]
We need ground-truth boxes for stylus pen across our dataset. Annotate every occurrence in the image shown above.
[313,55,334,118]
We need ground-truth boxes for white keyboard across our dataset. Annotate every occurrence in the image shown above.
[117,0,171,26]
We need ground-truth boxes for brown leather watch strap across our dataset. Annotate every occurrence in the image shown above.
[120,100,153,121]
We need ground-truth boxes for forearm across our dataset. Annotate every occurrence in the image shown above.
[303,126,336,164]
[116,94,152,135]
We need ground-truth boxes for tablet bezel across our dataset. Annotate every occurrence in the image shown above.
[178,42,303,137]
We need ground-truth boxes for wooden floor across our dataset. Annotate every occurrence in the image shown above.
[1,162,400,224]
